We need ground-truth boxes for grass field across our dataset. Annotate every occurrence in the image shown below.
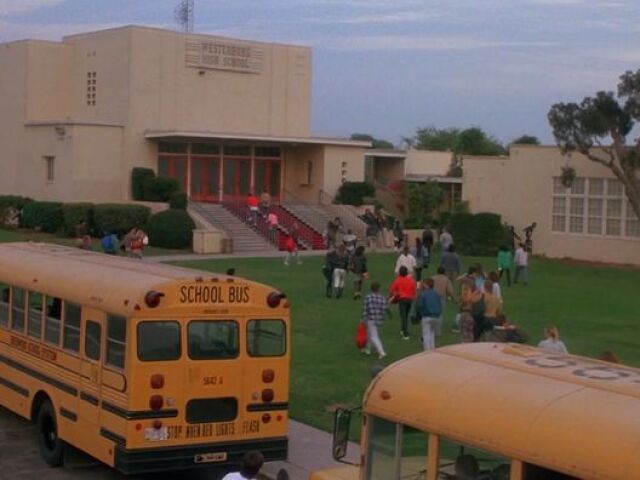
[173,252,640,433]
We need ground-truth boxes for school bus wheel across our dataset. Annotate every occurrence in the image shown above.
[36,400,65,467]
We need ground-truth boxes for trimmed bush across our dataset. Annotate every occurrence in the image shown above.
[334,181,375,206]
[449,211,508,256]
[131,167,156,201]
[146,209,195,248]
[169,192,188,210]
[21,201,64,233]
[93,204,151,236]
[62,203,95,237]
[142,176,180,202]
[0,195,33,225]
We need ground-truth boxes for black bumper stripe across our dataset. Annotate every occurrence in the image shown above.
[60,408,77,422]
[246,402,289,412]
[101,428,126,446]
[0,375,29,397]
[0,354,77,396]
[80,391,99,406]
[102,400,178,420]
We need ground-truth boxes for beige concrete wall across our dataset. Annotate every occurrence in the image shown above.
[374,158,404,184]
[283,145,324,203]
[463,145,640,265]
[323,145,366,200]
[405,150,452,176]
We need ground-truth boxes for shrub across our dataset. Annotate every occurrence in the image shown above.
[131,168,156,201]
[334,181,375,206]
[169,192,188,210]
[93,204,151,236]
[0,195,33,225]
[21,201,64,233]
[62,203,95,237]
[449,211,507,256]
[142,176,180,202]
[405,181,443,229]
[146,209,195,249]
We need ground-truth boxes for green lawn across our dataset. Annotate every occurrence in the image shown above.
[0,227,185,256]
[172,252,640,433]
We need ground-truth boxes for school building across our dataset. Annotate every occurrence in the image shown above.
[0,25,368,206]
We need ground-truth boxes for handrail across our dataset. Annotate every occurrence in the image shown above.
[319,189,368,235]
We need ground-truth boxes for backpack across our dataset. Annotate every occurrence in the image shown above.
[101,234,114,251]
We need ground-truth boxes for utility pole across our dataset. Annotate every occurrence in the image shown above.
[175,0,194,33]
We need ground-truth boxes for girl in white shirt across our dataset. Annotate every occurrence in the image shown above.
[537,325,568,354]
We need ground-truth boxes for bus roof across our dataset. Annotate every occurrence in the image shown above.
[0,242,274,316]
[364,343,640,480]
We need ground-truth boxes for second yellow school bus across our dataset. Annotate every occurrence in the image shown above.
[312,342,640,480]
[0,242,290,474]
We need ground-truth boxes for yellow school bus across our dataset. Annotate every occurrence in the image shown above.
[312,343,640,480]
[0,242,290,475]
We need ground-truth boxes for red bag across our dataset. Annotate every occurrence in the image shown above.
[356,323,367,349]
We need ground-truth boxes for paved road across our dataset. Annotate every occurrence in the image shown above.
[0,406,355,480]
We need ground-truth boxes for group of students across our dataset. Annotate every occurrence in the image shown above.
[74,220,148,259]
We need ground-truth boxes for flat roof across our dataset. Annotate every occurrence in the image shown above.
[145,130,371,148]
[404,174,462,184]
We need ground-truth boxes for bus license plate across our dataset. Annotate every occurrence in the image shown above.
[194,452,227,464]
[144,427,168,441]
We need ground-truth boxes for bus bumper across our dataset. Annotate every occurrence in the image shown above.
[113,437,288,475]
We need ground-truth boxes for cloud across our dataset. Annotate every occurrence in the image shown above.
[320,34,556,52]
[338,10,444,25]
[0,0,65,17]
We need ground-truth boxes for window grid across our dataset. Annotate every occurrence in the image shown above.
[551,177,638,239]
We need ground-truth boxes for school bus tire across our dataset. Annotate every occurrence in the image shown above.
[36,400,65,467]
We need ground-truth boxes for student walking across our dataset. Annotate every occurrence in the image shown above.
[497,245,513,286]
[283,234,301,266]
[360,282,387,359]
[389,266,417,340]
[439,227,453,255]
[392,219,404,251]
[514,243,529,285]
[439,244,461,282]
[394,245,417,277]
[432,266,455,336]
[412,237,429,281]
[418,278,442,351]
[331,245,349,298]
[221,450,264,480]
[350,245,368,300]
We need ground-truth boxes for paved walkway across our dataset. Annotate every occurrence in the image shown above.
[261,420,359,480]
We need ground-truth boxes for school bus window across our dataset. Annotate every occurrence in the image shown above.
[365,417,429,480]
[106,314,126,369]
[186,397,238,424]
[85,320,102,361]
[137,321,181,361]
[44,296,62,345]
[247,319,286,357]
[0,283,9,328]
[437,437,509,480]
[10,286,25,333]
[63,302,81,353]
[27,291,44,339]
[188,320,238,360]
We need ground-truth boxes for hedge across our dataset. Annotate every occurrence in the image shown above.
[131,167,156,201]
[169,192,188,210]
[449,211,507,256]
[146,209,195,248]
[21,201,64,233]
[93,204,151,236]
[0,195,33,225]
[62,203,95,237]
[334,181,375,206]
[142,176,180,202]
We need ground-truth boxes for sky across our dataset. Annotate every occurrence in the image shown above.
[1,0,639,146]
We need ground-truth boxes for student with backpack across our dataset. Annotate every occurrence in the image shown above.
[100,232,119,255]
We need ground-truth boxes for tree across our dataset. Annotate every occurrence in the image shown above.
[413,126,505,155]
[350,133,395,150]
[405,181,443,228]
[548,69,640,221]
[511,134,540,145]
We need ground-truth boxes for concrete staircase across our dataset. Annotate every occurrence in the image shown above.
[282,202,368,243]
[190,202,277,253]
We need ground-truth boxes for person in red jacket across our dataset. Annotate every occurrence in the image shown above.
[389,265,417,340]
[284,234,301,266]
[247,192,259,225]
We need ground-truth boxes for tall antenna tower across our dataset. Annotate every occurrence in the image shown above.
[175,0,194,33]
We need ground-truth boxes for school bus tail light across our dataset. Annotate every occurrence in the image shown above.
[262,413,271,423]
[261,388,274,403]
[149,395,164,411]
[145,291,165,308]
[152,420,163,430]
[150,374,165,389]
[262,369,275,383]
[267,291,286,308]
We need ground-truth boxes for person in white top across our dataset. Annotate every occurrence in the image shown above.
[537,325,568,354]
[439,227,453,255]
[488,271,502,300]
[513,243,529,285]
[222,450,264,480]
[394,245,417,277]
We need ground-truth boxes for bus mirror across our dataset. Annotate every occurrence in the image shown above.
[332,408,352,462]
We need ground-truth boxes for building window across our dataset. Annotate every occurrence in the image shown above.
[86,71,97,106]
[44,156,55,182]
[552,177,639,239]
